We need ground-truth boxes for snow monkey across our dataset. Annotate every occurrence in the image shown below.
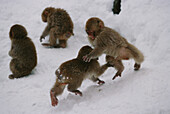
[9,24,37,79]
[50,45,112,106]
[40,7,74,48]
[83,17,144,80]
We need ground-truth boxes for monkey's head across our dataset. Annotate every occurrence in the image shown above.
[85,17,104,40]
[42,7,55,22]
[77,45,93,60]
[9,24,27,40]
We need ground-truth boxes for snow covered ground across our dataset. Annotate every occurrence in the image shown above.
[0,0,170,114]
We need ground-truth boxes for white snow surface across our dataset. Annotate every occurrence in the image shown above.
[0,0,170,114]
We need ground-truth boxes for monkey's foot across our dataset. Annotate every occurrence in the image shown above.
[97,79,105,85]
[42,43,60,48]
[59,44,66,48]
[50,90,58,107]
[134,63,140,71]
[112,73,121,80]
[9,74,15,79]
[72,90,83,96]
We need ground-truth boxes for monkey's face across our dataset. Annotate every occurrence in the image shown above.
[42,7,55,22]
[9,24,27,40]
[85,17,104,40]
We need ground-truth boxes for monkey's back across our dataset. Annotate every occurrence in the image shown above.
[58,58,100,83]
[48,8,74,35]
[12,38,37,69]
[59,59,87,77]
[96,27,128,57]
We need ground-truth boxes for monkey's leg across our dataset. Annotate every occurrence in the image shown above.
[9,59,18,79]
[106,55,124,80]
[9,59,31,79]
[112,60,124,80]
[48,29,60,48]
[126,43,144,71]
[67,82,83,96]
[97,63,112,76]
[90,76,105,85]
[92,63,112,85]
[50,81,66,106]
[59,40,67,48]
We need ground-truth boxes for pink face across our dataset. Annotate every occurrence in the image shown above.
[86,30,95,40]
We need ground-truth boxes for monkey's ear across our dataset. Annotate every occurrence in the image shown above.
[9,30,12,39]
[98,21,104,28]
[44,11,48,15]
[65,32,71,38]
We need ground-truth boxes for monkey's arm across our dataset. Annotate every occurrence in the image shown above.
[8,50,13,57]
[8,45,17,58]
[40,25,50,42]
[83,47,105,62]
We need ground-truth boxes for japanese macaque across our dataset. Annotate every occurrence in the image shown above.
[8,24,37,79]
[50,45,112,106]
[40,7,74,48]
[83,17,144,80]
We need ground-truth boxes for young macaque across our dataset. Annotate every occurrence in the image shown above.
[83,17,144,80]
[9,24,37,79]
[50,45,112,106]
[40,7,74,48]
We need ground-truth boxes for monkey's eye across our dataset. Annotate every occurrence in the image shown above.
[86,30,92,35]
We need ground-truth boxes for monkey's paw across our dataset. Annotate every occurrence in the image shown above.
[50,90,58,107]
[83,55,92,62]
[40,36,45,42]
[9,74,15,79]
[134,63,140,71]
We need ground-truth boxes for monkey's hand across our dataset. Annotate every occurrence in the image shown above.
[40,36,45,42]
[50,90,58,107]
[83,54,92,62]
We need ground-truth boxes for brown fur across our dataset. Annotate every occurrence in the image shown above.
[84,17,144,80]
[9,24,37,79]
[50,45,110,106]
[40,7,74,48]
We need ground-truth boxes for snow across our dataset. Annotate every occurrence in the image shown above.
[0,0,170,114]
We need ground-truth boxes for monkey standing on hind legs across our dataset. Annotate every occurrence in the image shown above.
[83,17,144,80]
[40,7,74,48]
[8,24,37,79]
[50,45,113,107]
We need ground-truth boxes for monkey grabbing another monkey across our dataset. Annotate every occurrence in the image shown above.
[83,17,144,80]
[40,7,74,48]
[50,45,112,106]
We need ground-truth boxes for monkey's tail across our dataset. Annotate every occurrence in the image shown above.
[127,43,144,64]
